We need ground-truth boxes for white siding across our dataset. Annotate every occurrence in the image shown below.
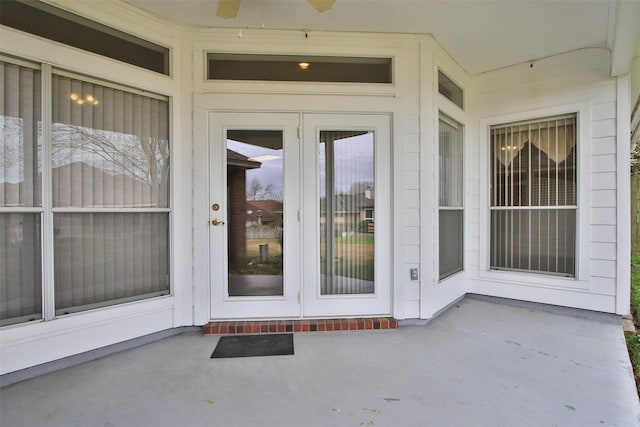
[469,48,620,312]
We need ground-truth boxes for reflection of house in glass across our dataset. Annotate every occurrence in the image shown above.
[320,187,374,236]
[226,149,261,270]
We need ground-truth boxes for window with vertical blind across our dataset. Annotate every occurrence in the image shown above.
[0,56,170,325]
[52,73,170,314]
[439,115,464,280]
[490,114,577,277]
[0,59,43,326]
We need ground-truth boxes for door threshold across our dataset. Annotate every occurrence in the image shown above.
[203,318,398,334]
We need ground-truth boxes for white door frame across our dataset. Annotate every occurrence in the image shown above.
[203,109,392,320]
[209,112,302,319]
[301,113,392,317]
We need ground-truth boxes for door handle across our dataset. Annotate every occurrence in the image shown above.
[211,218,225,226]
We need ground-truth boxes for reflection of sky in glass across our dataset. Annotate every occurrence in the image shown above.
[319,132,374,196]
[227,139,284,195]
[1,116,27,183]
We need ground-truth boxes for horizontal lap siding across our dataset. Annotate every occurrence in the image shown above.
[470,48,618,305]
[403,114,421,317]
[589,99,617,293]
[399,44,422,318]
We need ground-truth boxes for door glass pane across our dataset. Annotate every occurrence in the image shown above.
[319,130,375,295]
[226,130,284,297]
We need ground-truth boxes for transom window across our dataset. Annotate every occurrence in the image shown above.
[490,114,577,277]
[207,53,392,84]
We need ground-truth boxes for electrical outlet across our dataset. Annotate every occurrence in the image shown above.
[410,268,419,281]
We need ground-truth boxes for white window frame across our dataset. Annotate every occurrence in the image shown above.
[0,56,45,326]
[479,103,591,289]
[0,55,174,325]
[438,113,464,282]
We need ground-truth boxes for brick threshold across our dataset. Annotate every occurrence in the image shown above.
[203,317,398,334]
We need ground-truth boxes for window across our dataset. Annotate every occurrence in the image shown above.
[438,70,463,109]
[0,59,42,326]
[0,57,170,325]
[439,115,464,280]
[364,208,374,221]
[207,54,392,83]
[490,114,577,277]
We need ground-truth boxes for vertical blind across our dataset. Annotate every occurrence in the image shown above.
[0,60,42,325]
[490,114,576,276]
[439,117,464,280]
[319,131,375,295]
[52,75,169,208]
[52,74,170,312]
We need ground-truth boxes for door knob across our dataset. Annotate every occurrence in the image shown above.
[211,218,225,226]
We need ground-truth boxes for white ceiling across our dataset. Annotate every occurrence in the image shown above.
[124,0,629,75]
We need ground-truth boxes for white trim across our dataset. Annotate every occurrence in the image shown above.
[418,39,470,319]
[52,68,170,101]
[41,62,55,322]
[0,53,40,69]
[51,208,172,213]
[0,296,175,374]
[0,208,43,213]
[616,75,632,315]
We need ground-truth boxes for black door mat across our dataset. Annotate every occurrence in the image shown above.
[211,334,294,358]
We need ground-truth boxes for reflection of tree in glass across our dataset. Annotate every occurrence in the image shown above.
[246,177,274,201]
[52,124,169,206]
[1,116,40,182]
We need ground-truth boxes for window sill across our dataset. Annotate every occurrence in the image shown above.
[477,269,589,291]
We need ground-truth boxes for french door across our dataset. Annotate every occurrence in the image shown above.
[209,112,390,319]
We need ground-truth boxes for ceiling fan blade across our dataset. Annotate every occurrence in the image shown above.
[306,0,336,13]
[216,0,241,19]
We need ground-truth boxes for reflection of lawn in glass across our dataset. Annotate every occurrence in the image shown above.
[231,238,283,275]
[321,234,374,282]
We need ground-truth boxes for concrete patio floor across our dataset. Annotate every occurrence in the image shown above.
[1,295,639,427]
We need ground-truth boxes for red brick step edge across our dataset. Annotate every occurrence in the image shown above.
[203,318,398,334]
